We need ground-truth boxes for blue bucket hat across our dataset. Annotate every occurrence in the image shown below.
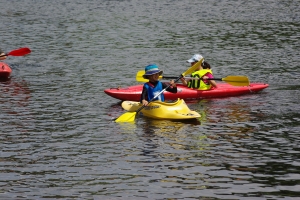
[143,64,163,79]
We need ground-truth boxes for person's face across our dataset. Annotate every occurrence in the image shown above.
[149,73,160,81]
[190,61,202,70]
[191,61,197,66]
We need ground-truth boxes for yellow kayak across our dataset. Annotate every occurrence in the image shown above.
[121,98,201,120]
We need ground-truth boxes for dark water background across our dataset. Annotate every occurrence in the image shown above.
[1,0,299,199]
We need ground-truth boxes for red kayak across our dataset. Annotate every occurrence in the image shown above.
[104,83,269,101]
[0,47,31,80]
[0,62,12,79]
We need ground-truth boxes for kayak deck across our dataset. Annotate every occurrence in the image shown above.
[105,83,269,101]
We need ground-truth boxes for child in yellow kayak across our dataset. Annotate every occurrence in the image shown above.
[180,54,217,90]
[140,64,177,106]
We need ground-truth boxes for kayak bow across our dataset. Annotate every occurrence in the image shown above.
[0,62,12,79]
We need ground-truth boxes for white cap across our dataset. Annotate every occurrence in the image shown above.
[187,54,204,63]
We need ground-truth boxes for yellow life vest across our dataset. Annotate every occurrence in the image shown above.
[187,69,213,90]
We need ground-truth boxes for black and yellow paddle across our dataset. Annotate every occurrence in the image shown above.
[136,70,250,86]
[115,58,204,123]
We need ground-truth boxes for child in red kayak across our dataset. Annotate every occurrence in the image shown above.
[180,54,217,90]
[140,64,177,106]
[0,48,7,60]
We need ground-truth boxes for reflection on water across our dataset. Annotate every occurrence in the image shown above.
[0,78,32,134]
[112,95,299,198]
[117,121,137,135]
[140,119,208,151]
[192,97,267,136]
[0,78,31,104]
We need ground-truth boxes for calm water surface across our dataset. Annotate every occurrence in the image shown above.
[0,0,299,199]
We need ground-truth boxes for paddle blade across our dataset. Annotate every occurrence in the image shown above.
[7,47,31,56]
[182,58,204,77]
[115,111,137,123]
[136,70,163,82]
[222,76,250,86]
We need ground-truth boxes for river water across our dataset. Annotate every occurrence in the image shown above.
[1,0,299,199]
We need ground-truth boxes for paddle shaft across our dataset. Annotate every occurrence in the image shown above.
[135,75,183,114]
[161,75,222,81]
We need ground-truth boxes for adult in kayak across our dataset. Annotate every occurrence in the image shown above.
[0,48,7,60]
[180,54,217,90]
[140,64,177,106]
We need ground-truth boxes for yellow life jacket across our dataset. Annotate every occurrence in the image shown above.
[187,69,213,90]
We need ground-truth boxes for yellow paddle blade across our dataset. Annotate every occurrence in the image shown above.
[136,70,163,82]
[182,58,204,76]
[222,76,250,86]
[115,111,137,123]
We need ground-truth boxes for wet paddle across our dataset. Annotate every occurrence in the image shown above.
[136,70,250,86]
[115,58,204,123]
[0,47,31,57]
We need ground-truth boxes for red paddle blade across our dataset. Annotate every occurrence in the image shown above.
[7,47,31,56]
